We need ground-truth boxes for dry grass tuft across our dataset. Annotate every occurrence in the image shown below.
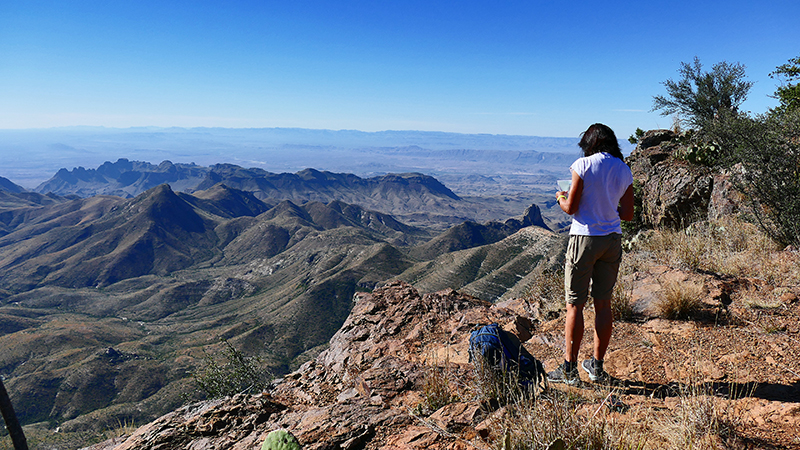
[689,219,781,274]
[466,351,539,408]
[412,351,460,416]
[465,346,647,449]
[653,345,750,450]
[492,387,648,450]
[634,216,800,309]
[408,336,755,450]
[658,382,741,449]
[612,276,636,322]
[741,289,786,310]
[656,280,704,320]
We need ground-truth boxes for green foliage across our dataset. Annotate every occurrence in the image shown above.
[674,141,720,166]
[192,339,271,399]
[652,57,753,130]
[769,55,800,113]
[261,429,301,450]
[627,128,645,145]
[705,109,800,247]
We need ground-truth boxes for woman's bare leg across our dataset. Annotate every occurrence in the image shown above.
[592,297,613,360]
[564,302,585,362]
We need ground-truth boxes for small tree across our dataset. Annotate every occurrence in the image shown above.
[652,57,754,130]
[769,55,800,113]
[706,109,800,247]
[628,127,645,145]
[191,339,271,399]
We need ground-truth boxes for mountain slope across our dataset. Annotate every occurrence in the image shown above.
[400,226,566,301]
[0,179,559,434]
[0,176,25,194]
[0,184,441,427]
[30,159,575,230]
[180,183,274,218]
[410,220,513,259]
[0,190,68,211]
[33,161,499,228]
[0,184,221,290]
[196,165,461,211]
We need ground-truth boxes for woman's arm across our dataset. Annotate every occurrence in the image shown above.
[556,169,583,215]
[618,184,634,222]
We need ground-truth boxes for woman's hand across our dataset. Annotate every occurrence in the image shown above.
[557,171,583,215]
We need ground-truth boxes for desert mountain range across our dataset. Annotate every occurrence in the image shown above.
[0,127,587,190]
[0,163,562,436]
[22,160,567,230]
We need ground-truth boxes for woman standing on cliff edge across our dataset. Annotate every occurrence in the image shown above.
[547,123,634,385]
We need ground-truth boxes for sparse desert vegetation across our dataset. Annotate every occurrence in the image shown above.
[403,215,799,449]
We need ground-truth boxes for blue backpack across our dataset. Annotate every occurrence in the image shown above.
[468,323,546,389]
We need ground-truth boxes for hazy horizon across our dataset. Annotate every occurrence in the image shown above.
[1,126,618,189]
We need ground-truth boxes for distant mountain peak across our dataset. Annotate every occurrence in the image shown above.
[0,176,26,193]
[133,184,206,233]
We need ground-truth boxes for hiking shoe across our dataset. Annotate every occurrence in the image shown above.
[581,358,610,383]
[547,362,580,386]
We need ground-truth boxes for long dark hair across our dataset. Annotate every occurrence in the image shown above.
[578,123,624,160]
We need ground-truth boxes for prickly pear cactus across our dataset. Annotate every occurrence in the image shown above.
[261,429,301,450]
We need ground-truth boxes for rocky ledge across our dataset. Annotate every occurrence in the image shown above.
[88,281,534,450]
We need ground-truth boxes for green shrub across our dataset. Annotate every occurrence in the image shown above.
[652,57,753,130]
[706,109,800,247]
[192,339,271,399]
[628,128,645,145]
[621,179,645,238]
[769,55,800,113]
[674,142,720,166]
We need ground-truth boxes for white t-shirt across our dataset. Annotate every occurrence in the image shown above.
[569,152,633,236]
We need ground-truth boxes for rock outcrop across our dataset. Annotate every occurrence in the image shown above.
[505,203,550,231]
[92,281,536,450]
[626,129,744,229]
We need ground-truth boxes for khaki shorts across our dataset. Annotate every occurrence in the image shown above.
[565,234,622,305]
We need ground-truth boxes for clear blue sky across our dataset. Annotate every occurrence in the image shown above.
[1,0,798,138]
